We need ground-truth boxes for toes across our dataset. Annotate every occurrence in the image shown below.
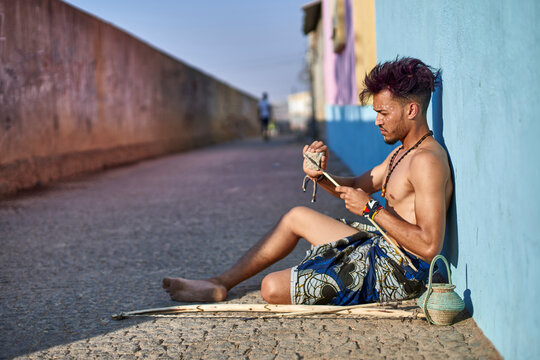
[162,278,171,289]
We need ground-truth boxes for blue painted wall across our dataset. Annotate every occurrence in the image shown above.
[326,1,539,358]
[325,105,395,203]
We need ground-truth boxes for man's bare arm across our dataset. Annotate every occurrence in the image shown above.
[373,150,449,261]
[306,143,398,197]
[317,164,385,197]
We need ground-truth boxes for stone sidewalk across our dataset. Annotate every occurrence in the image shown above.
[0,136,501,359]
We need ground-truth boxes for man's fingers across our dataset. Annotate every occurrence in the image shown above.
[307,141,326,152]
[314,171,323,178]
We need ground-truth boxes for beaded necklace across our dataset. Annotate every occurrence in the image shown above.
[381,130,433,198]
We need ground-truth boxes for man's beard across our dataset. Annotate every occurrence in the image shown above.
[382,123,407,145]
[384,136,399,145]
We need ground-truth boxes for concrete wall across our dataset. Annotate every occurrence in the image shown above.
[0,0,259,196]
[376,2,540,358]
[326,0,538,358]
[310,20,326,122]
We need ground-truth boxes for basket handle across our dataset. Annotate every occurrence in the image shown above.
[427,254,452,289]
[422,255,452,324]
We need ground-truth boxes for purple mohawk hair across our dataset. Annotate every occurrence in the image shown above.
[359,57,440,113]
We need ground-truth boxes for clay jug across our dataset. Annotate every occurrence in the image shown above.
[417,255,465,325]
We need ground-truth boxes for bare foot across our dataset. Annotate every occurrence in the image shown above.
[162,277,227,302]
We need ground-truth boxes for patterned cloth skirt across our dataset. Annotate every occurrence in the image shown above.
[290,219,430,305]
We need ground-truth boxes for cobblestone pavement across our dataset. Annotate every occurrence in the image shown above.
[0,135,501,359]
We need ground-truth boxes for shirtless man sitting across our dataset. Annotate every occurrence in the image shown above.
[162,57,453,305]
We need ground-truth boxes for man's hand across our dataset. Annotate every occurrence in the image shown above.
[302,141,329,179]
[335,186,370,215]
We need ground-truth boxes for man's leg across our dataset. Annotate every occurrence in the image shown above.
[162,206,358,302]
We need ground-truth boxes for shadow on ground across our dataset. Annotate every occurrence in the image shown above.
[0,135,352,358]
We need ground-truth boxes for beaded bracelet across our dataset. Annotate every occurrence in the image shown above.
[362,199,383,219]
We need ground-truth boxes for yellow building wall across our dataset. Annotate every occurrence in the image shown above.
[352,0,377,103]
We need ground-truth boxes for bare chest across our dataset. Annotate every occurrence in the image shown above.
[383,157,416,221]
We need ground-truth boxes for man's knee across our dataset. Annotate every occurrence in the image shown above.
[261,273,290,304]
[282,206,310,228]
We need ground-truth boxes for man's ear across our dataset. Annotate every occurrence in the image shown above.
[407,102,420,119]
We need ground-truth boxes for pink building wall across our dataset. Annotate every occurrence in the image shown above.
[322,0,358,105]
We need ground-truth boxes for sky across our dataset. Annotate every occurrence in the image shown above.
[62,0,311,103]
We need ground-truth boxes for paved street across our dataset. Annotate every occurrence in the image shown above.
[0,135,500,359]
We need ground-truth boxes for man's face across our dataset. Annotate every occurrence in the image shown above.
[372,89,408,145]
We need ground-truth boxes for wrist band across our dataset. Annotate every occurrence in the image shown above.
[363,199,383,219]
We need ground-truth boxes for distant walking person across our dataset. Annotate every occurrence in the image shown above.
[258,92,272,141]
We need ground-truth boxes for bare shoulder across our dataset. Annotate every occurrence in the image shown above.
[409,140,451,180]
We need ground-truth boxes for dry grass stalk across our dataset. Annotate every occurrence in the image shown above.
[112,301,423,320]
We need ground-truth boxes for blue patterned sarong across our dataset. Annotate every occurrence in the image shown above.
[290,219,430,305]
